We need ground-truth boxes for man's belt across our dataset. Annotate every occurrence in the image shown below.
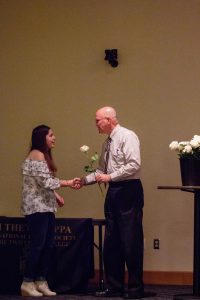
[109,179,140,187]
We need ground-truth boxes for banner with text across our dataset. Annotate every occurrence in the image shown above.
[0,216,94,294]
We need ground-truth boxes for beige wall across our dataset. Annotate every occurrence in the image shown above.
[1,0,200,273]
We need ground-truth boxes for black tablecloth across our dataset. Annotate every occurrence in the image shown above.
[0,217,94,294]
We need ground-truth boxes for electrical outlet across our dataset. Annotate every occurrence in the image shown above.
[153,239,160,249]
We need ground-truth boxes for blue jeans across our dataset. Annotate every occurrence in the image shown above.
[24,212,55,281]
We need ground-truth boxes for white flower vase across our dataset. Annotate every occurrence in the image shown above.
[180,158,200,186]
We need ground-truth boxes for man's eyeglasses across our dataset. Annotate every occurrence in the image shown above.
[95,117,110,124]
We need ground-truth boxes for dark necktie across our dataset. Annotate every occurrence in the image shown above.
[104,137,111,174]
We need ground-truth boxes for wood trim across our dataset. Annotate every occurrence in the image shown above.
[89,270,193,286]
[143,271,192,285]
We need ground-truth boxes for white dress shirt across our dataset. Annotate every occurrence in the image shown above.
[85,124,141,184]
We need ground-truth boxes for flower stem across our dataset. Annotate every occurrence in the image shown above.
[98,183,104,198]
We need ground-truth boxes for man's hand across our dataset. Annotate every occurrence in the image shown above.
[95,174,111,183]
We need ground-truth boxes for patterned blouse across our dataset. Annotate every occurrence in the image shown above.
[21,159,60,215]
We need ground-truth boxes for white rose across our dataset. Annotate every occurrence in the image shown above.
[183,145,193,154]
[169,141,179,150]
[80,145,90,153]
[190,139,200,149]
[193,135,200,143]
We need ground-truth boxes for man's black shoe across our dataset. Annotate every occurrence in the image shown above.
[95,288,122,297]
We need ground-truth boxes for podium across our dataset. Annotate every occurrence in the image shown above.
[158,186,200,299]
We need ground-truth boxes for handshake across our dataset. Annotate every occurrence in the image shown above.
[62,173,112,190]
[60,178,84,190]
[57,174,111,207]
[56,178,84,207]
[69,177,84,189]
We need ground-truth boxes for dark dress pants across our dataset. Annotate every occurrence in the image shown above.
[24,212,55,281]
[103,179,144,294]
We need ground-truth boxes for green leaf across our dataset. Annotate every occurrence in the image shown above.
[91,155,97,161]
[94,153,99,159]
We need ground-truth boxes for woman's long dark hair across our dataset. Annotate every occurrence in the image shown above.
[30,124,57,174]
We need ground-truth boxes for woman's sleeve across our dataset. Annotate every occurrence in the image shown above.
[22,160,61,190]
[34,175,60,190]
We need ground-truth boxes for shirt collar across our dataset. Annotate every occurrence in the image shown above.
[110,124,120,139]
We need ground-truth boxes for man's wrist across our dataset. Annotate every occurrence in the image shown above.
[107,174,112,182]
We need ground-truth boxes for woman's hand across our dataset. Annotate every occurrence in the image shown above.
[54,191,65,207]
[60,178,82,189]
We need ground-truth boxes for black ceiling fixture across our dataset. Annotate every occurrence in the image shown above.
[104,49,118,68]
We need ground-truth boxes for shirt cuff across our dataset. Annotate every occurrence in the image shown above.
[85,172,96,184]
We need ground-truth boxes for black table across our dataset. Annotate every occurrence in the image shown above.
[158,186,200,299]
[92,219,106,291]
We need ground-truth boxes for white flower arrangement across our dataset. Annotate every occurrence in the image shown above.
[169,135,200,159]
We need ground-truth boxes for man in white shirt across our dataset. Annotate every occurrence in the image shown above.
[83,106,144,299]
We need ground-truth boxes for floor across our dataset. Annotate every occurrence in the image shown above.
[0,285,194,300]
